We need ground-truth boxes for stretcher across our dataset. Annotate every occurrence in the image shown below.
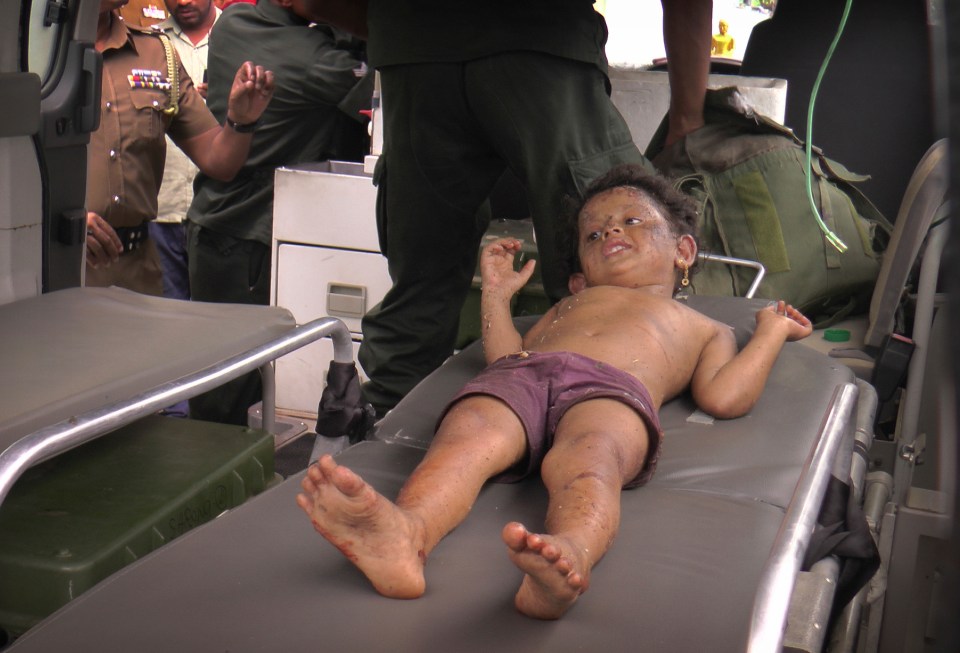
[3,294,877,653]
[0,286,354,506]
[0,287,354,640]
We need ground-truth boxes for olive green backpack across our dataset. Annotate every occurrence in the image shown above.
[647,88,892,326]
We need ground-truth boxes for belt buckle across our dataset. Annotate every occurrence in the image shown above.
[125,227,144,253]
[118,223,147,254]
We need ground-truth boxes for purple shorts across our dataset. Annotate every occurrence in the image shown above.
[438,351,663,488]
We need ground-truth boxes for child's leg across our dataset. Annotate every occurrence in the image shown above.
[296,395,527,599]
[502,398,649,619]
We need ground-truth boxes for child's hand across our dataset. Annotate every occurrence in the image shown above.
[480,238,536,301]
[757,300,814,341]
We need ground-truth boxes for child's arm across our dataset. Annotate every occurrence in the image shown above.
[690,301,813,419]
[479,238,537,364]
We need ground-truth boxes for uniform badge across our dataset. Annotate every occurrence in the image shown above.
[143,4,166,19]
[128,69,171,90]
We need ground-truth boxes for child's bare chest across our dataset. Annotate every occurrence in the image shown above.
[524,291,707,402]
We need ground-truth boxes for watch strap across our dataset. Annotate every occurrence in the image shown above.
[225,116,258,133]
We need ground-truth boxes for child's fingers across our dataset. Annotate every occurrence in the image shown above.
[791,310,812,328]
[483,237,520,255]
[518,258,537,281]
[764,301,812,328]
[783,303,804,319]
[782,305,813,332]
[764,300,788,315]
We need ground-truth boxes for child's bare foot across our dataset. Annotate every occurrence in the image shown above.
[502,521,589,619]
[296,454,426,599]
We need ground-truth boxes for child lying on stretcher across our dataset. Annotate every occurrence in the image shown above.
[296,163,813,619]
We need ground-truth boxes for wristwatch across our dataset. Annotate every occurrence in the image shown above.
[225,116,258,133]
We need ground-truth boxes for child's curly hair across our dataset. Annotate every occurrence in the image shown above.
[560,164,701,281]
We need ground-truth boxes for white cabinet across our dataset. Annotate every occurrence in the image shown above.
[273,161,380,252]
[271,160,389,418]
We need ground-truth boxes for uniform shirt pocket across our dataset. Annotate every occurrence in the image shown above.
[129,87,170,141]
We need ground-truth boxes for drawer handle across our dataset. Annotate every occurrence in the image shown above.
[327,283,367,319]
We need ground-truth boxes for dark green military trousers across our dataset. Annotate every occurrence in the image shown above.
[359,52,649,413]
[186,221,272,425]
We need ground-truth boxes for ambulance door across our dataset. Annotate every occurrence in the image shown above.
[0,0,100,304]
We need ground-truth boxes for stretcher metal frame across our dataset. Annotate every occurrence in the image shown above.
[747,381,859,652]
[2,294,868,652]
[0,306,353,508]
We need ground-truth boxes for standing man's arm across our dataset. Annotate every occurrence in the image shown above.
[661,0,712,147]
[177,61,275,181]
[297,0,369,38]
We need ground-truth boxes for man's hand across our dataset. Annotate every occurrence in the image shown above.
[757,300,814,342]
[480,238,536,302]
[85,211,122,269]
[226,62,275,125]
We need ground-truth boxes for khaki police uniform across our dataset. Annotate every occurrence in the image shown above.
[119,0,168,28]
[85,11,218,295]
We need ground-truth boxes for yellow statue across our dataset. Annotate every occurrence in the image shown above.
[711,19,735,57]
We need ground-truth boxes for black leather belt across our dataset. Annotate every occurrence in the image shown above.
[115,223,149,254]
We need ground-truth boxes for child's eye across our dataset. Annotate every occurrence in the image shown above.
[586,231,601,242]
[625,217,642,226]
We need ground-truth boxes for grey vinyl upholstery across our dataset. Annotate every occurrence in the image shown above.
[6,296,855,653]
[0,287,296,447]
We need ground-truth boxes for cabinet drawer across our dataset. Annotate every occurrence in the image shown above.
[275,244,391,334]
[273,162,379,252]
[274,244,391,417]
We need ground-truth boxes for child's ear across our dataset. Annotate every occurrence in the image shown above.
[676,234,697,269]
[568,273,587,295]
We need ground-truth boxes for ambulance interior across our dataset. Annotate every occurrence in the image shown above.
[0,0,957,652]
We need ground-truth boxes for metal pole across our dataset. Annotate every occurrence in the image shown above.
[697,252,767,298]
[747,382,860,652]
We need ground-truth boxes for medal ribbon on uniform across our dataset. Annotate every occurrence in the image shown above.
[128,68,171,90]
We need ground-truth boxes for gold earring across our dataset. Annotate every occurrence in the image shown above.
[679,260,690,287]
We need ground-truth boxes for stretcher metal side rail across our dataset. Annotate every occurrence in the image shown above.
[747,381,860,652]
[697,252,767,299]
[0,316,353,509]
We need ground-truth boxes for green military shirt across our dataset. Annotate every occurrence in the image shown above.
[188,0,371,245]
[365,0,609,73]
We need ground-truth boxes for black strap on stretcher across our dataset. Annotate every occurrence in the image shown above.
[315,361,376,444]
[803,474,881,618]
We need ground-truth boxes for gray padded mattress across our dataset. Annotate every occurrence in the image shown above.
[6,297,855,653]
[0,287,296,447]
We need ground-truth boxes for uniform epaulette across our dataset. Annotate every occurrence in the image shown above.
[121,20,181,117]
[127,22,166,36]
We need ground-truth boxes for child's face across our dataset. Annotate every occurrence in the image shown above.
[573,186,688,292]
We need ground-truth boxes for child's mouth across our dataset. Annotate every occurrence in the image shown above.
[603,240,630,256]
